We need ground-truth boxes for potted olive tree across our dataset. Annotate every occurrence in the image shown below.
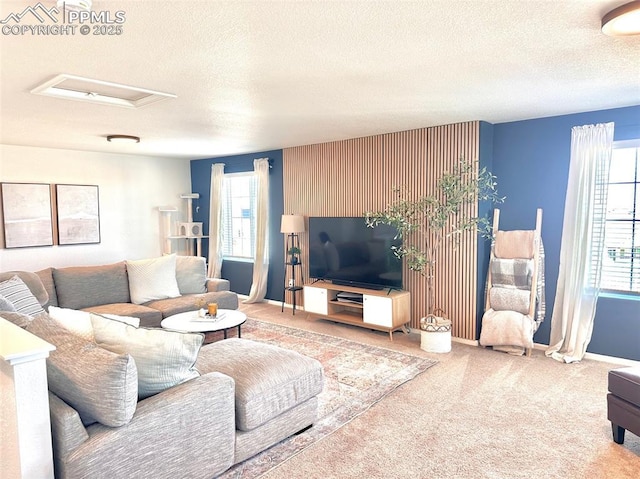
[365,158,504,352]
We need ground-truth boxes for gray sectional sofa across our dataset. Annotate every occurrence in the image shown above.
[38,323,323,478]
[30,255,238,327]
[0,258,325,479]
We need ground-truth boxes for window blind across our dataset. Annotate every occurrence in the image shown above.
[600,144,640,293]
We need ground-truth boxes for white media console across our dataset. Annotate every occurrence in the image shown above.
[303,281,410,340]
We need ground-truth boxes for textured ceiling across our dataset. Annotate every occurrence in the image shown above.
[0,0,638,159]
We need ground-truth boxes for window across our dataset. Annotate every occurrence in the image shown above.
[601,141,640,293]
[221,172,257,260]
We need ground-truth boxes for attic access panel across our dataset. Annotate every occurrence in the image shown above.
[31,74,176,108]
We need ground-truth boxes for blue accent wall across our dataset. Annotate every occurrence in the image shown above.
[476,121,495,333]
[492,105,640,361]
[190,106,640,360]
[190,150,285,301]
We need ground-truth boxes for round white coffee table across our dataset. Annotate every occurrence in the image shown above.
[161,309,247,341]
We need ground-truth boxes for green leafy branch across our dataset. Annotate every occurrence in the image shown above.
[365,158,504,315]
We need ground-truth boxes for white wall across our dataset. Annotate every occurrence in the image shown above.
[0,145,192,272]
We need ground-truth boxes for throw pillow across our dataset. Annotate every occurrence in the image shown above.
[0,293,17,312]
[26,314,138,427]
[0,275,45,315]
[126,254,181,305]
[175,255,207,294]
[91,313,203,399]
[48,306,140,342]
[0,271,49,306]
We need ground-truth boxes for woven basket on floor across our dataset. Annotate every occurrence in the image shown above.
[420,311,452,353]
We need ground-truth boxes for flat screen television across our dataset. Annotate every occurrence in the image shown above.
[308,216,403,290]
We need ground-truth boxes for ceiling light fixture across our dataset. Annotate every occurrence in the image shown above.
[602,1,640,36]
[107,135,140,144]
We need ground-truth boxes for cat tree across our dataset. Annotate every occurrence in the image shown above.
[160,193,207,256]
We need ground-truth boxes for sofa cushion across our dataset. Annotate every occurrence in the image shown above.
[0,275,46,315]
[48,306,140,342]
[206,278,231,292]
[36,268,58,308]
[126,254,181,305]
[197,338,324,431]
[53,262,130,310]
[175,255,207,294]
[145,291,239,318]
[82,303,163,328]
[26,314,138,427]
[91,314,203,399]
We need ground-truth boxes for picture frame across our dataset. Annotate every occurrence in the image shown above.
[1,182,54,248]
[55,184,101,245]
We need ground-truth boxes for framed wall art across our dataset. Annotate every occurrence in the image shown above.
[1,182,54,248]
[55,184,101,245]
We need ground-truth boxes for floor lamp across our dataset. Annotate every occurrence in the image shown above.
[280,214,305,314]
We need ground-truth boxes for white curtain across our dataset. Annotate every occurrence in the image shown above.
[244,158,270,303]
[546,122,614,363]
[207,163,225,278]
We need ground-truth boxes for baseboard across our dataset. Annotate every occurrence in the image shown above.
[582,351,640,366]
[406,328,637,365]
[243,296,304,311]
[451,337,479,346]
[532,342,639,366]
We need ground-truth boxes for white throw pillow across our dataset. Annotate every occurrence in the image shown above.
[48,306,94,341]
[48,306,140,342]
[91,314,203,399]
[175,255,207,294]
[126,254,181,305]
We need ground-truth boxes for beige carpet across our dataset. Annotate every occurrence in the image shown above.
[219,317,435,478]
[237,302,639,479]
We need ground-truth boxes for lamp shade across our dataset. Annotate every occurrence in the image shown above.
[281,214,305,233]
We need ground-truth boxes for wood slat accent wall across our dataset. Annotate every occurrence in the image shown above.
[283,121,480,340]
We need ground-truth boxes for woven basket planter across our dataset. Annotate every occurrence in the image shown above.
[419,313,452,353]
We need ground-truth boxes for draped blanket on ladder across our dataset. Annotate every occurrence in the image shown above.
[479,209,545,356]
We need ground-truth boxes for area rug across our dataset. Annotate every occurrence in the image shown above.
[218,318,437,478]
